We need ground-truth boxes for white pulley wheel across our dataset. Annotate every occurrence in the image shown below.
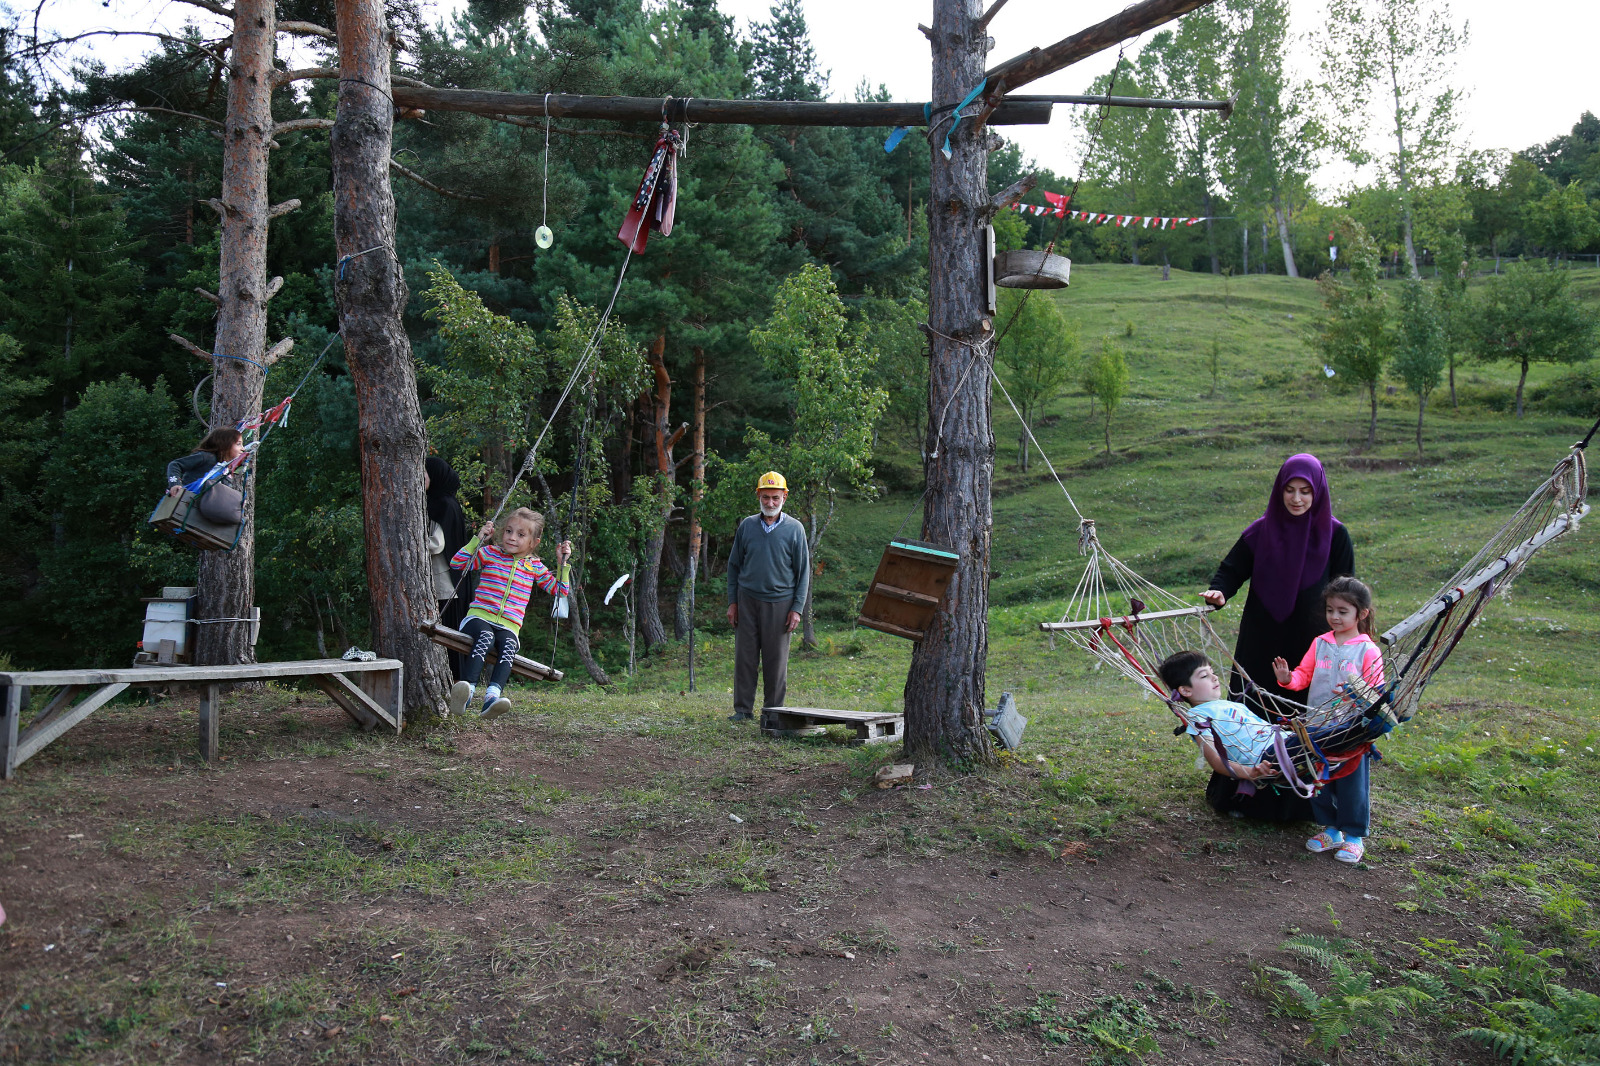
[535,225,553,249]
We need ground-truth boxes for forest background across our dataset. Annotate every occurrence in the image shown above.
[1,0,1598,674]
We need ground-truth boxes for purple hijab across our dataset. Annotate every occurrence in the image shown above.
[1242,454,1338,623]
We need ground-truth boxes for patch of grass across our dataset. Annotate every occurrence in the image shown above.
[1003,992,1161,1063]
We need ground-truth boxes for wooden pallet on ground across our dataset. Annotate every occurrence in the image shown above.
[762,706,904,746]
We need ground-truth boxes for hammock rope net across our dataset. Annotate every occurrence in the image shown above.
[1036,444,1588,795]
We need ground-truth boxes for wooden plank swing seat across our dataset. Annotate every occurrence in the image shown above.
[0,658,404,779]
[856,539,961,642]
[419,622,564,682]
[148,489,241,552]
[762,706,905,746]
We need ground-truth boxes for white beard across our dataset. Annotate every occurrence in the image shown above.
[760,502,783,519]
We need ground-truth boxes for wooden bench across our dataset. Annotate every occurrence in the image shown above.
[0,658,404,779]
[762,706,904,746]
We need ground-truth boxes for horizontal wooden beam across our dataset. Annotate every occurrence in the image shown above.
[1010,93,1234,117]
[388,86,1054,128]
[987,0,1220,94]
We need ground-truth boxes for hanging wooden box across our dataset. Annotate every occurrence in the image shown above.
[148,490,239,552]
[855,539,960,641]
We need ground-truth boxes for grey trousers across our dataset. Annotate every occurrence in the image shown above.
[733,592,793,717]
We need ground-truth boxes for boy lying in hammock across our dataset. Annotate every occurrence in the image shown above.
[1158,650,1383,855]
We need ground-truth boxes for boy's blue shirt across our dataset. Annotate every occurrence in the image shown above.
[1185,699,1276,766]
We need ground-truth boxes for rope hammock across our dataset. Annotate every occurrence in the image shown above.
[1000,360,1594,794]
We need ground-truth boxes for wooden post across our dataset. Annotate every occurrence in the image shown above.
[195,0,275,667]
[332,0,453,716]
[902,0,997,768]
[2,684,20,780]
[197,683,222,762]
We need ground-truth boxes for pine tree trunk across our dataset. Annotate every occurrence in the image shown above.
[637,336,673,649]
[902,0,995,770]
[331,0,451,715]
[1516,359,1528,419]
[195,0,274,667]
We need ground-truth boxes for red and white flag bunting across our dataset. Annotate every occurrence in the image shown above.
[1009,199,1213,229]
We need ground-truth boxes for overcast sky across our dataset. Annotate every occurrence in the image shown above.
[27,0,1600,193]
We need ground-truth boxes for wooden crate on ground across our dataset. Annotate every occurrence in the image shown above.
[762,706,904,746]
[855,539,960,641]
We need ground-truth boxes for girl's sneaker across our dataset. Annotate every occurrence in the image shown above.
[1306,829,1344,853]
[447,681,472,719]
[481,697,512,720]
[1335,838,1365,864]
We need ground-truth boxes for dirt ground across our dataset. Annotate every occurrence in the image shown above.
[0,691,1511,1065]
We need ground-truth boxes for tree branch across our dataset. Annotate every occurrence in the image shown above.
[15,30,227,66]
[204,198,228,217]
[278,20,336,40]
[173,0,233,18]
[986,173,1036,216]
[975,0,1012,32]
[265,276,284,301]
[169,332,213,362]
[388,158,485,201]
[273,118,332,135]
[195,286,221,307]
[263,337,294,366]
[267,198,302,219]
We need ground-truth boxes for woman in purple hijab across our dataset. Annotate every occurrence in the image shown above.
[1202,454,1354,711]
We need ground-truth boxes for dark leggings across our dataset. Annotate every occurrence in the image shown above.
[460,616,519,690]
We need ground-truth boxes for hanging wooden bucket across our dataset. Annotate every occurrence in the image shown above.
[856,539,961,642]
[993,250,1071,289]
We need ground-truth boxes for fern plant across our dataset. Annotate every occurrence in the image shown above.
[1457,985,1600,1066]
[1268,935,1432,1051]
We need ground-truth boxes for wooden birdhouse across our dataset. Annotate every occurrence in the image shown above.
[856,539,961,641]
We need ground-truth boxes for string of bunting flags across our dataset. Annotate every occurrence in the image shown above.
[1011,190,1225,230]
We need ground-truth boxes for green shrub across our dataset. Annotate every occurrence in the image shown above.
[1530,364,1600,418]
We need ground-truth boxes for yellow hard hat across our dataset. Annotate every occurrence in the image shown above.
[756,471,788,491]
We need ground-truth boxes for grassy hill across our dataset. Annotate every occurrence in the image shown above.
[807,263,1600,714]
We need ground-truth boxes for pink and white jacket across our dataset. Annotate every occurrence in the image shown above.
[1284,631,1385,709]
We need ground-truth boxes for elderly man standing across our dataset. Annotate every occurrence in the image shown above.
[726,471,810,723]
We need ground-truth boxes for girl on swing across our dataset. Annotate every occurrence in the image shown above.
[448,508,571,719]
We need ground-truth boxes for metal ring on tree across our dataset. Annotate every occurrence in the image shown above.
[192,374,213,426]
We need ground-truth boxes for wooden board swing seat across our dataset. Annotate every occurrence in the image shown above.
[148,488,241,552]
[419,622,564,682]
[855,538,960,641]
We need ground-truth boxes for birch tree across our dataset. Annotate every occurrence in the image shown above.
[1322,0,1466,278]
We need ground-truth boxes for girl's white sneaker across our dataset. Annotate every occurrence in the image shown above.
[447,681,472,719]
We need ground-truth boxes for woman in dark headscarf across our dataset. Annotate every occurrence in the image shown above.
[424,456,473,678]
[1203,454,1354,710]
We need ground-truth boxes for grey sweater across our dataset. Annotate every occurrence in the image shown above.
[726,513,811,607]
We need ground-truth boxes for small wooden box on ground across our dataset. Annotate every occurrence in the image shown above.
[856,539,960,641]
[137,588,195,664]
[148,490,239,552]
[762,707,904,745]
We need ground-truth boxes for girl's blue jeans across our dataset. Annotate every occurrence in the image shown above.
[1310,752,1370,838]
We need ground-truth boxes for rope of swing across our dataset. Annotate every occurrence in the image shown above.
[436,248,635,616]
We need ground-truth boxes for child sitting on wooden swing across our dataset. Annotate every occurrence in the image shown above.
[448,508,571,719]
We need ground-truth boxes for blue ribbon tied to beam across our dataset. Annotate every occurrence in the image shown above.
[884,79,988,157]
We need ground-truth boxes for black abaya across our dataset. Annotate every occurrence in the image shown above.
[1208,523,1354,709]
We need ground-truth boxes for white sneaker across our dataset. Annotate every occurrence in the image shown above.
[481,697,512,720]
[447,681,472,719]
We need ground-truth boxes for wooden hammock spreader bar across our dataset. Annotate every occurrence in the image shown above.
[389,87,1054,128]
[1039,604,1216,632]
[419,622,564,682]
[1381,503,1590,647]
[986,0,1220,94]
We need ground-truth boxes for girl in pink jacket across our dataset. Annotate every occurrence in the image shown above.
[1272,577,1384,864]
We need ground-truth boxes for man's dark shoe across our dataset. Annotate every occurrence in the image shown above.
[728,711,754,722]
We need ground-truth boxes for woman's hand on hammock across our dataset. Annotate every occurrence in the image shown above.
[1202,590,1226,608]
[1237,760,1279,781]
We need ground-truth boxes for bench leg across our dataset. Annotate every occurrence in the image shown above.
[2,685,19,780]
[197,683,221,762]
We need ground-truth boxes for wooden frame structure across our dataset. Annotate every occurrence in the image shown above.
[0,657,403,778]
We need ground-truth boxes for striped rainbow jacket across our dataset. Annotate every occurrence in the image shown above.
[450,537,569,633]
